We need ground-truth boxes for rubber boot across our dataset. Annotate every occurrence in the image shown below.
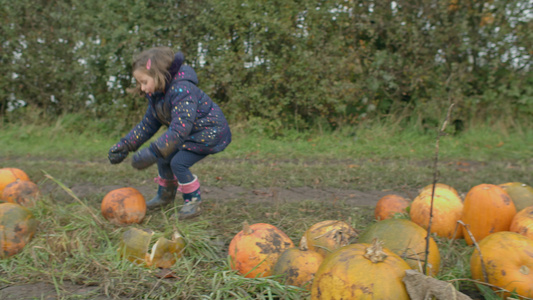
[177,175,202,220]
[146,176,178,209]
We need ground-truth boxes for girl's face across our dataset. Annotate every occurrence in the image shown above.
[133,70,156,94]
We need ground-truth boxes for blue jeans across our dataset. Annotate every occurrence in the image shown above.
[157,150,207,183]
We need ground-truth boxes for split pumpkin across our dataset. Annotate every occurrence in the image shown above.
[461,184,516,245]
[470,231,533,298]
[118,227,186,268]
[101,187,146,225]
[146,233,186,269]
[0,202,38,258]
[311,239,411,300]
[302,220,358,258]
[228,221,294,278]
[119,227,154,265]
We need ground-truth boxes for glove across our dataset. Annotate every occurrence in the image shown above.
[131,147,158,170]
[108,141,129,164]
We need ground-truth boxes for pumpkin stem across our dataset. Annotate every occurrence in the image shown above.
[363,239,388,263]
[243,221,252,235]
[299,236,309,251]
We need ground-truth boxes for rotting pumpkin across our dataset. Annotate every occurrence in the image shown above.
[470,231,533,298]
[101,187,146,225]
[311,239,411,299]
[228,221,294,278]
[2,179,41,207]
[499,182,533,212]
[510,206,533,241]
[302,220,358,258]
[118,227,186,268]
[358,218,441,276]
[374,194,410,220]
[272,236,324,290]
[0,202,38,258]
[0,168,30,199]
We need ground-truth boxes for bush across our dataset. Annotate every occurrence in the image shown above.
[2,0,531,133]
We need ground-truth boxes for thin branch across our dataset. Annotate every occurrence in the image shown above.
[422,103,454,275]
[457,220,489,283]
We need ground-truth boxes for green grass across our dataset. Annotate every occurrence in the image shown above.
[1,118,533,299]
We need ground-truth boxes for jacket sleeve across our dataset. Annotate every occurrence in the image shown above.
[121,106,162,152]
[149,84,198,158]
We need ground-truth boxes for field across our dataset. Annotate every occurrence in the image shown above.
[1,120,533,299]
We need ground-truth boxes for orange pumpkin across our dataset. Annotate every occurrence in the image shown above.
[101,187,146,225]
[410,188,464,239]
[499,182,533,212]
[358,218,441,276]
[374,194,410,220]
[0,203,38,258]
[303,220,358,258]
[510,206,533,241]
[419,183,460,197]
[0,168,30,198]
[228,222,294,278]
[461,184,516,245]
[2,179,41,207]
[272,236,324,289]
[311,239,411,299]
[470,231,533,298]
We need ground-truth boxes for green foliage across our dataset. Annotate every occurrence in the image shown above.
[1,0,532,133]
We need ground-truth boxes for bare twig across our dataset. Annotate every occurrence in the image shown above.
[457,220,489,283]
[423,103,455,275]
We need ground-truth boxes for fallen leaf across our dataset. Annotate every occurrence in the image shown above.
[403,270,471,300]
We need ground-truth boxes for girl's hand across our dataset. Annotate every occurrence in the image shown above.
[131,148,158,170]
[108,142,129,164]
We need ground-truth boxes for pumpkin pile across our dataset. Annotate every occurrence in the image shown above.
[371,181,533,298]
[0,167,39,258]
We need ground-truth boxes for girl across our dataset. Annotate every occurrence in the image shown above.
[108,47,231,220]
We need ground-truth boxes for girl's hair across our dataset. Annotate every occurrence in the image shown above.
[128,47,175,95]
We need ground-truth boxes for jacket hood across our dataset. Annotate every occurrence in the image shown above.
[165,52,198,92]
[149,52,198,102]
